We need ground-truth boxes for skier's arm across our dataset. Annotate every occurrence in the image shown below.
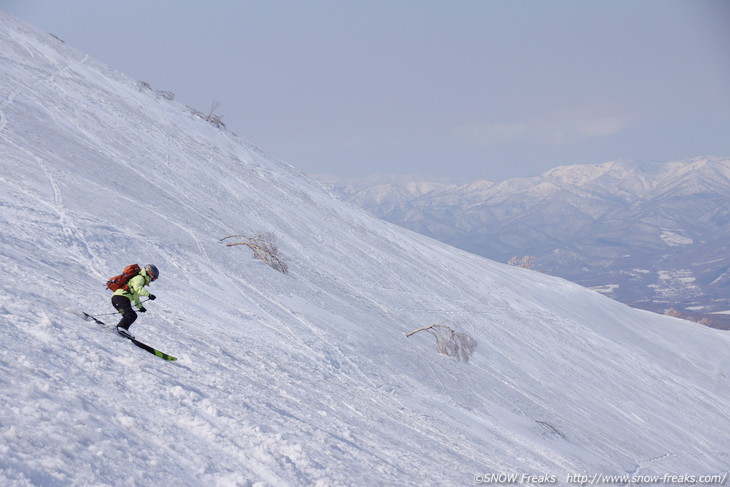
[128,275,150,308]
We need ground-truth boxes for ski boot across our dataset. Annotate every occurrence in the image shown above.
[116,326,135,340]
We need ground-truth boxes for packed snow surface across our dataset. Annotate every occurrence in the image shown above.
[1,11,729,487]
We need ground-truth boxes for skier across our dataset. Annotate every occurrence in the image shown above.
[111,264,159,339]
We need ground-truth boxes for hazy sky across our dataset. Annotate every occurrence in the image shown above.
[3,1,729,180]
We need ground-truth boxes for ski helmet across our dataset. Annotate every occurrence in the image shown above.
[145,264,159,281]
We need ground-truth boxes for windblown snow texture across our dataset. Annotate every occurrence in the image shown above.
[0,11,728,487]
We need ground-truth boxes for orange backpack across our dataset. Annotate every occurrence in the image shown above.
[106,264,141,292]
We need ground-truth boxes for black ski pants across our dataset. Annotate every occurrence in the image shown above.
[111,295,138,330]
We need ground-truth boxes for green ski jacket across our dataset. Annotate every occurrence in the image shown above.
[112,270,152,309]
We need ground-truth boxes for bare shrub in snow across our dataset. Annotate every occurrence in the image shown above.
[135,81,174,100]
[155,90,175,101]
[200,100,225,128]
[664,308,683,318]
[406,321,477,362]
[221,232,288,275]
[508,255,536,269]
[189,101,226,128]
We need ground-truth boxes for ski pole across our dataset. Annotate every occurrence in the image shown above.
[87,298,151,316]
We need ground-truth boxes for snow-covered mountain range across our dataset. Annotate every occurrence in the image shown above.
[1,11,729,486]
[318,157,730,328]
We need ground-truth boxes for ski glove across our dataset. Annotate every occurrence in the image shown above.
[148,294,156,300]
[139,307,147,313]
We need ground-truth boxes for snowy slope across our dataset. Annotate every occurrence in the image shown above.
[1,11,729,487]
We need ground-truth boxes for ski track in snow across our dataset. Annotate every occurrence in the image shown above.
[1,11,730,487]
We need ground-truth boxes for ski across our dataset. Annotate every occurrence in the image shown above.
[128,337,177,361]
[82,312,177,361]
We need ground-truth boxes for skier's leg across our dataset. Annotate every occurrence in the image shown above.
[111,295,138,330]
